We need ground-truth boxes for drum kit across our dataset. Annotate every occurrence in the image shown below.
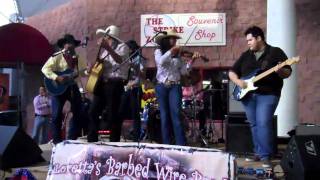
[140,70,222,146]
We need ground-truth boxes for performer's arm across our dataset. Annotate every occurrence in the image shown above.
[229,71,247,89]
[41,57,58,80]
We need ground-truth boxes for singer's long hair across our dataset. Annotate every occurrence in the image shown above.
[159,37,174,54]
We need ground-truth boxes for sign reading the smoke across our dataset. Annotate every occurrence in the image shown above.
[47,141,235,180]
[141,13,226,47]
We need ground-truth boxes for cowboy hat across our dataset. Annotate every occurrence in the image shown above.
[96,25,123,43]
[154,29,181,45]
[57,34,81,48]
[125,40,140,51]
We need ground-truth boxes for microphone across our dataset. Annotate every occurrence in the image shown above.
[81,36,89,47]
[154,29,167,35]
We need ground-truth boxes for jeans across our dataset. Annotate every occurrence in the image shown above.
[241,93,279,159]
[32,115,49,144]
[155,84,186,145]
[51,84,82,144]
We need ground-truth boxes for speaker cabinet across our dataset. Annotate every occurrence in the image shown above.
[0,126,44,169]
[226,113,277,154]
[281,135,320,180]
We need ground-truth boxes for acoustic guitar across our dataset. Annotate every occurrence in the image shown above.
[86,30,110,93]
[44,68,86,96]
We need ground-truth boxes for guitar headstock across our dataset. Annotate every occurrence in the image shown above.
[284,56,300,65]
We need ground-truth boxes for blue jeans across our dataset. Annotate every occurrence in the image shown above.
[155,84,186,145]
[32,116,49,144]
[241,93,279,159]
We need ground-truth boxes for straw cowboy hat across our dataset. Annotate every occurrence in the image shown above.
[154,29,181,45]
[57,34,81,48]
[96,25,123,43]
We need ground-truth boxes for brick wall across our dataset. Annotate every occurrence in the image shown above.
[25,0,320,124]
[296,0,320,124]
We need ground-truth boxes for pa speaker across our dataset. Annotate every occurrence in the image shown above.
[281,135,320,180]
[0,125,44,169]
[226,113,253,154]
[296,125,320,136]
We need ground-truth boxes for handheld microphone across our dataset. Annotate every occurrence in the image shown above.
[81,36,89,47]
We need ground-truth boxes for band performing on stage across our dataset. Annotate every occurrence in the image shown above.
[36,24,297,170]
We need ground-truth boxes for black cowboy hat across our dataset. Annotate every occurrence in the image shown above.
[125,40,140,51]
[57,34,81,48]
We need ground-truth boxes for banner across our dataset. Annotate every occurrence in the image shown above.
[141,13,226,47]
[47,141,235,180]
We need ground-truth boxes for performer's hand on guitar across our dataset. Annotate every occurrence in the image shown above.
[275,62,292,79]
[98,37,112,51]
[126,80,136,90]
[237,79,247,89]
[56,76,66,84]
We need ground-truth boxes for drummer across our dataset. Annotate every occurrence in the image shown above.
[181,70,206,136]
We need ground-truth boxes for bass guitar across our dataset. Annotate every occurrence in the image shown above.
[44,69,86,96]
[232,56,300,101]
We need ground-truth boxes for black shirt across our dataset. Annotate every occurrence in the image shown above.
[231,44,291,96]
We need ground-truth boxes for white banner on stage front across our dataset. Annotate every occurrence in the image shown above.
[46,141,235,180]
[140,13,226,47]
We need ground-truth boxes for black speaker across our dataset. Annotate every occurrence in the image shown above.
[296,125,320,136]
[226,113,254,154]
[281,135,320,180]
[226,113,277,154]
[0,126,44,169]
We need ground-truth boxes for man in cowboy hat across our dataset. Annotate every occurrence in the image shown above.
[87,25,130,142]
[42,34,87,144]
[118,39,148,141]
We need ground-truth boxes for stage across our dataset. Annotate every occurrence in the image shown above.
[2,136,287,180]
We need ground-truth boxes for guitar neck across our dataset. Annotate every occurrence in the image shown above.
[252,61,287,83]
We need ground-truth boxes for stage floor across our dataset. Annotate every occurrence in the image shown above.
[2,137,287,180]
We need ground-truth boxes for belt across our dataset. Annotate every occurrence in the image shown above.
[159,80,180,87]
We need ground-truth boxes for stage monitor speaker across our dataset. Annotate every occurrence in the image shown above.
[0,125,44,170]
[281,135,320,180]
[226,113,277,154]
[296,125,320,136]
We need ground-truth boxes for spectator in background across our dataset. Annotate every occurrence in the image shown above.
[32,86,51,144]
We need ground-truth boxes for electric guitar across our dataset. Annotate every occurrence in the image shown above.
[232,56,300,101]
[44,69,86,96]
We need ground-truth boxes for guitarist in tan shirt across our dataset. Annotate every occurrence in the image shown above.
[228,26,292,168]
[41,34,87,144]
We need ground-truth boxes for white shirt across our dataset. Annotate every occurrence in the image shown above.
[100,43,130,80]
[154,49,191,83]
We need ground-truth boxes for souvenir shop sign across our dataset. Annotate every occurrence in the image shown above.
[47,141,235,180]
[141,13,226,47]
